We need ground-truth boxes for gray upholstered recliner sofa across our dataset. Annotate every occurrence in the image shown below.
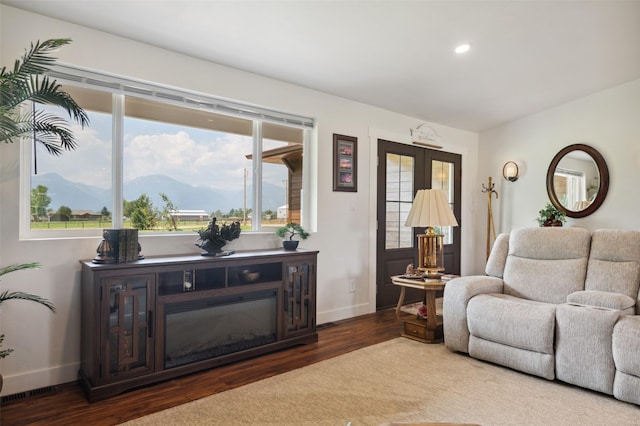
[443,227,640,405]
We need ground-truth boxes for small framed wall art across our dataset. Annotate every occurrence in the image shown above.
[333,133,357,192]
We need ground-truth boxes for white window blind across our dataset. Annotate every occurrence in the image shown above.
[48,63,315,130]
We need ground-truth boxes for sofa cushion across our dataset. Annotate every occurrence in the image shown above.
[443,276,504,354]
[469,335,555,380]
[613,372,640,406]
[485,233,509,278]
[585,229,640,304]
[612,316,640,377]
[612,316,640,405]
[467,293,556,354]
[503,227,591,304]
[567,290,636,311]
[555,303,621,394]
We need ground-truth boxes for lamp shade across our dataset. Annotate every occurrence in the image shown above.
[404,189,458,228]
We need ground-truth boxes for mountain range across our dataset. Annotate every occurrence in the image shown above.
[32,173,287,215]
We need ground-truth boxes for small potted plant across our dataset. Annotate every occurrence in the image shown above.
[195,218,241,255]
[537,202,566,227]
[276,223,310,251]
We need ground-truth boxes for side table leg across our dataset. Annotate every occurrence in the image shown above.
[424,289,443,343]
[395,286,406,317]
[425,289,437,330]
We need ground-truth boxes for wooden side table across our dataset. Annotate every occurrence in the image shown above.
[391,275,447,343]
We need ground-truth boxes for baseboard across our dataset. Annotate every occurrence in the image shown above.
[0,362,79,397]
[317,302,372,325]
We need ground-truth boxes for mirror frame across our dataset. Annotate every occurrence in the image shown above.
[546,143,609,218]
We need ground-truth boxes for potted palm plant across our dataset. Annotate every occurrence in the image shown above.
[1,38,87,390]
[276,223,310,250]
[0,263,56,391]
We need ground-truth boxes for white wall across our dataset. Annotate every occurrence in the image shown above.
[476,78,640,272]
[0,5,479,395]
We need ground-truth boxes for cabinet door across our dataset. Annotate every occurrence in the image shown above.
[102,274,154,382]
[283,260,315,337]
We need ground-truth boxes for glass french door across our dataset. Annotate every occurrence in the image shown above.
[376,140,461,310]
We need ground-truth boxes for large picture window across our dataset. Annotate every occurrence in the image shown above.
[22,66,313,238]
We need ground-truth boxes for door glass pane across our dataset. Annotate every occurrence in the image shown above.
[386,153,414,249]
[432,160,455,244]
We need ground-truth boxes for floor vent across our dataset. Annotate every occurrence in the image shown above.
[1,386,57,405]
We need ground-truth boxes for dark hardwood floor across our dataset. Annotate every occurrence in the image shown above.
[0,309,410,426]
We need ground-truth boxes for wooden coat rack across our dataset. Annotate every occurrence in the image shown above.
[482,177,499,260]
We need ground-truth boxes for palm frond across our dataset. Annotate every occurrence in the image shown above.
[28,110,78,155]
[0,262,41,277]
[0,112,19,140]
[29,75,89,127]
[0,263,56,358]
[0,38,88,151]
[0,109,78,153]
[0,334,14,359]
[6,38,72,83]
[0,263,55,312]
[0,290,56,312]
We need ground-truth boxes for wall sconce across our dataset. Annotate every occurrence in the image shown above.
[502,161,519,182]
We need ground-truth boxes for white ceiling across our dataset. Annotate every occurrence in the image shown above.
[5,0,640,132]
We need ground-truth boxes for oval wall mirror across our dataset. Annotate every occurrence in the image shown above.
[546,144,609,218]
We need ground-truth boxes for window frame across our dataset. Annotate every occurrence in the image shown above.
[19,64,315,240]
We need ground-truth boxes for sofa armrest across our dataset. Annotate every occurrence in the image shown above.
[567,290,636,313]
[443,276,504,353]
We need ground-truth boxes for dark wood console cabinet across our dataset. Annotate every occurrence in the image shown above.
[79,249,318,401]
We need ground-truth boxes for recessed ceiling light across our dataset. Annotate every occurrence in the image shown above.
[454,43,471,54]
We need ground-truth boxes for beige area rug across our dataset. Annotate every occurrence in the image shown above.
[122,338,640,426]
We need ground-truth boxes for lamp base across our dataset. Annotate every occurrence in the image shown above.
[424,272,443,280]
[417,267,444,280]
[416,233,445,278]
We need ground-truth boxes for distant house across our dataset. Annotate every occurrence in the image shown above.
[69,210,102,221]
[169,209,208,222]
[277,205,287,220]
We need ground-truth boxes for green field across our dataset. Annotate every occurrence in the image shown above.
[30,220,281,232]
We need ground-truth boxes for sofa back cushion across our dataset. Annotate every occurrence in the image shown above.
[485,233,509,278]
[585,229,640,312]
[503,227,591,304]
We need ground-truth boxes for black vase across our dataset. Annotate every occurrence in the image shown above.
[282,240,299,251]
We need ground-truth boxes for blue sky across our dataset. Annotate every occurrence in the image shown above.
[34,109,288,195]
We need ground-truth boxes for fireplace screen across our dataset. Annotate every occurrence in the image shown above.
[164,290,277,368]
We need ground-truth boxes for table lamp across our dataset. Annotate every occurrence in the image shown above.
[404,189,458,279]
